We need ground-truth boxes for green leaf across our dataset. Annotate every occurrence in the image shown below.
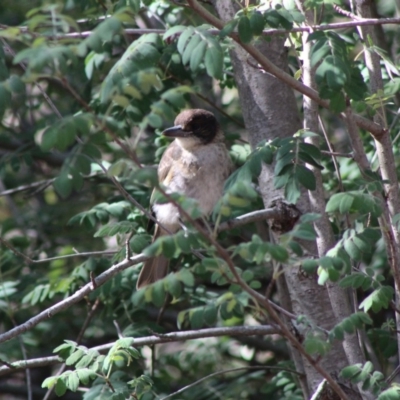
[116,337,135,349]
[174,231,191,254]
[238,16,253,44]
[276,8,294,30]
[295,165,316,190]
[329,90,346,113]
[53,170,73,198]
[298,143,321,161]
[42,376,57,389]
[345,67,368,100]
[310,32,330,66]
[339,193,354,214]
[67,372,79,392]
[41,125,58,151]
[246,149,263,177]
[177,28,194,54]
[301,260,318,275]
[242,270,254,282]
[190,307,204,329]
[359,286,394,313]
[182,34,202,65]
[94,221,136,237]
[205,44,223,79]
[298,151,323,170]
[219,19,238,38]
[177,269,195,287]
[275,147,295,176]
[100,34,162,103]
[130,234,150,254]
[165,274,182,298]
[190,40,207,72]
[250,11,265,36]
[378,387,400,400]
[66,349,85,366]
[54,341,77,356]
[268,243,289,262]
[289,241,303,256]
[0,84,11,119]
[75,352,96,368]
[304,334,330,356]
[151,280,166,307]
[340,364,362,379]
[163,25,186,41]
[285,176,301,204]
[161,236,176,258]
[330,312,372,341]
[55,378,67,396]
[203,305,218,325]
[343,236,362,261]
[339,273,368,289]
[326,193,354,214]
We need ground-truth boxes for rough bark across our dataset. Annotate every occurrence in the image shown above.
[212,1,350,395]
[296,2,374,398]
[356,0,400,372]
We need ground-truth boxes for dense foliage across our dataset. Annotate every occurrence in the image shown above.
[1,1,400,399]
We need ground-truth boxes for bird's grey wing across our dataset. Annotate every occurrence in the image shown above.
[157,140,182,185]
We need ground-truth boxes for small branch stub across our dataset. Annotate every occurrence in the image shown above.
[269,199,301,234]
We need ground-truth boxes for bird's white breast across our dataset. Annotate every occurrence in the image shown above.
[153,140,232,232]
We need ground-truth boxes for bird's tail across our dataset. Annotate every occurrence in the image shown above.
[136,227,169,289]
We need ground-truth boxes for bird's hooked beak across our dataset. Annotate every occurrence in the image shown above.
[162,125,192,138]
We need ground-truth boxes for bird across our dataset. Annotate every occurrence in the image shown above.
[136,109,233,289]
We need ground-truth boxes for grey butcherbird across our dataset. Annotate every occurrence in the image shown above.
[136,109,233,289]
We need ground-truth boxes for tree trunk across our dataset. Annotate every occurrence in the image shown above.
[212,1,364,397]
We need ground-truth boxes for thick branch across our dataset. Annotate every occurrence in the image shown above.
[218,208,279,231]
[0,325,278,376]
[186,0,384,139]
[0,254,147,344]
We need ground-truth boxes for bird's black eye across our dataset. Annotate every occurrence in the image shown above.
[190,116,218,143]
[188,119,202,132]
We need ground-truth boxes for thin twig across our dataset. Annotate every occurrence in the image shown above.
[113,320,124,339]
[160,365,303,400]
[0,237,117,264]
[332,4,361,20]
[320,150,353,158]
[318,115,345,194]
[2,39,63,119]
[9,316,32,400]
[42,298,101,400]
[0,208,278,266]
[167,72,246,129]
[2,17,400,40]
[185,0,384,140]
[386,364,400,384]
[0,172,104,197]
[34,250,117,263]
[0,237,32,264]
[0,325,279,376]
[60,77,141,165]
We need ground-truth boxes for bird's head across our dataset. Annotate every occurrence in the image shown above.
[162,109,222,146]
